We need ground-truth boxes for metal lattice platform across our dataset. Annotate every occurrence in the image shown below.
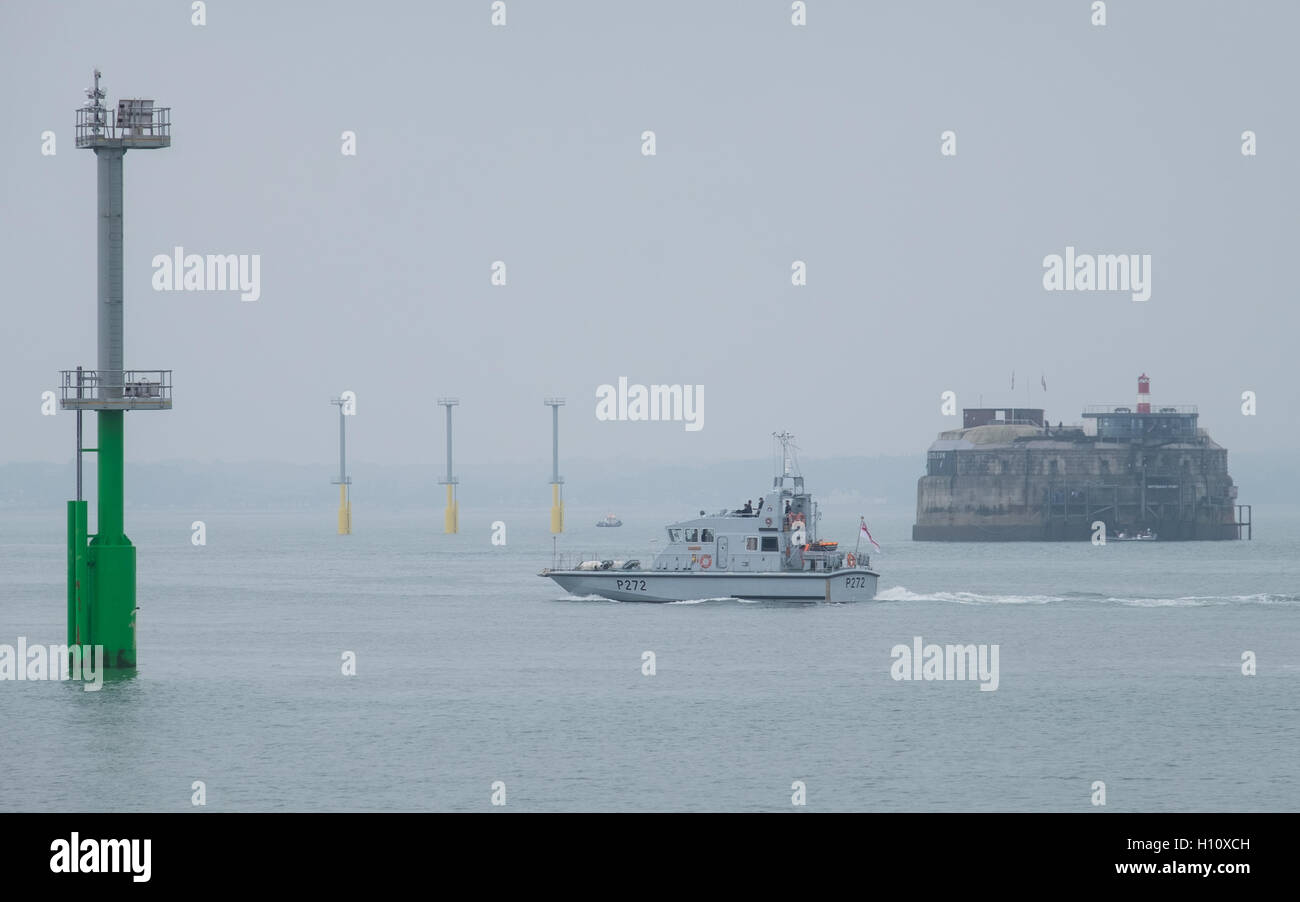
[59,370,172,410]
[76,74,171,151]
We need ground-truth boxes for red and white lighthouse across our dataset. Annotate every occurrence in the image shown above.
[1137,373,1151,414]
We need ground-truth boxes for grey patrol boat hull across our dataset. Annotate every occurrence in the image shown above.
[542,568,879,603]
[544,432,881,604]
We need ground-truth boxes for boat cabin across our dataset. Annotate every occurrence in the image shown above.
[651,476,849,573]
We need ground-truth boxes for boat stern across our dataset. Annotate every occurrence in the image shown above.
[826,568,879,602]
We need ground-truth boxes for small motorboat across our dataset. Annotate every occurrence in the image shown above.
[596,514,623,528]
[1113,527,1157,541]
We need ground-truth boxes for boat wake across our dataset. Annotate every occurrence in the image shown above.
[875,587,1059,605]
[1098,593,1300,608]
[876,586,1299,607]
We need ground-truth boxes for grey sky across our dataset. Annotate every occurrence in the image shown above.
[2,0,1296,470]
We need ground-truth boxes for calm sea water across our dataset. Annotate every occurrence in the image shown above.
[1,503,1297,812]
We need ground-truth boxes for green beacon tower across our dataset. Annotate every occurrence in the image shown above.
[61,70,172,669]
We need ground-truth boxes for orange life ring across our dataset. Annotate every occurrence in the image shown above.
[700,554,712,569]
[845,552,856,568]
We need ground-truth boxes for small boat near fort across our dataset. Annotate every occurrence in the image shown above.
[1113,528,1157,541]
[596,514,623,527]
[540,433,879,603]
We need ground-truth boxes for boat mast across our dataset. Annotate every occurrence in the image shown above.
[773,431,797,486]
[772,431,814,542]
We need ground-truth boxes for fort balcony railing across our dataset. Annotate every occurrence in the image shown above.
[1083,404,1198,415]
[59,370,173,411]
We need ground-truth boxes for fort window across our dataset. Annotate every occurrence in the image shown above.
[927,451,955,476]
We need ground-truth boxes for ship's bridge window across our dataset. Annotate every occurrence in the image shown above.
[668,528,683,543]
[745,537,758,551]
[700,529,714,542]
[684,528,699,542]
[761,536,779,552]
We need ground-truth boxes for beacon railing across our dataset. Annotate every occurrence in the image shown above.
[59,370,173,410]
[75,105,172,148]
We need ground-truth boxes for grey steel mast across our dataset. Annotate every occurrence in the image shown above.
[438,398,459,533]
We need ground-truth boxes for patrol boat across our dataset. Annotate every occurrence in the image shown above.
[539,433,879,602]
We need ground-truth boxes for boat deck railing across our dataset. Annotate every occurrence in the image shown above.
[548,552,646,572]
[547,550,874,573]
[787,548,873,572]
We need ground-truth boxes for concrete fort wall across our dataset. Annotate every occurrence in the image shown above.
[914,442,1238,541]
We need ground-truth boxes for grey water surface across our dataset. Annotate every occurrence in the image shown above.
[1,503,1296,811]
